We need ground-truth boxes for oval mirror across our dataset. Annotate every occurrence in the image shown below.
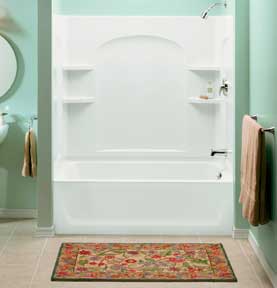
[0,35,17,97]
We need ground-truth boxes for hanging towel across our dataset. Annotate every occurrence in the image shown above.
[22,129,37,178]
[239,115,269,226]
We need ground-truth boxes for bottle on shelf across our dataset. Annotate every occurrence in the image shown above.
[206,80,215,99]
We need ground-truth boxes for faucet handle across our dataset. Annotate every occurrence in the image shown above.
[220,79,230,96]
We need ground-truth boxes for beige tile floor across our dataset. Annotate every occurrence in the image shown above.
[0,219,273,288]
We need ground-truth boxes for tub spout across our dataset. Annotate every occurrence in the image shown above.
[210,149,232,157]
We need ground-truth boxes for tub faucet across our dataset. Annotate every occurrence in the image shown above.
[210,149,232,157]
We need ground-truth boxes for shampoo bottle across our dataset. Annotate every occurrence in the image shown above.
[207,80,215,98]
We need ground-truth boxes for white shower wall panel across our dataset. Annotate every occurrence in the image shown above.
[54,16,233,160]
[61,16,218,67]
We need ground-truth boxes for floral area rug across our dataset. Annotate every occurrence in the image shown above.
[52,243,237,282]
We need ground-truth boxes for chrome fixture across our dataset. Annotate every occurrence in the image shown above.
[28,115,38,130]
[250,115,258,121]
[220,79,230,96]
[201,1,227,19]
[211,149,232,157]
[216,172,223,180]
[250,115,275,134]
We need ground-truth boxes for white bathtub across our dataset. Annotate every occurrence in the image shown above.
[54,159,233,235]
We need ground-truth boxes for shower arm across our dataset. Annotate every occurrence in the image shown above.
[201,1,227,19]
[206,1,227,13]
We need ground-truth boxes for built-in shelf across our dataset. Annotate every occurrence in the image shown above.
[187,66,220,72]
[62,97,96,104]
[188,97,225,104]
[62,65,95,71]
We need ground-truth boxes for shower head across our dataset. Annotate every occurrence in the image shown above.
[201,1,227,19]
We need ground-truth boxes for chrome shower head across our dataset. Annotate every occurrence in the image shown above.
[201,1,227,19]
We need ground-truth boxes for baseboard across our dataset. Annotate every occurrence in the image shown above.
[232,227,249,239]
[0,208,37,219]
[249,230,277,288]
[35,225,55,238]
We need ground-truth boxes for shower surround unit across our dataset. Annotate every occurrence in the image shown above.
[53,16,234,235]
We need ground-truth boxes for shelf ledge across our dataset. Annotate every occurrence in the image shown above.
[62,97,96,104]
[62,65,95,71]
[187,66,220,72]
[188,97,225,104]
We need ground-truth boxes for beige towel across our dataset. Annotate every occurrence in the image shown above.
[239,115,269,226]
[22,129,37,178]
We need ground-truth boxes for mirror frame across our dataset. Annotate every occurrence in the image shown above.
[0,35,17,97]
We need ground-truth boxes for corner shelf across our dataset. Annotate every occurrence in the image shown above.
[62,65,95,71]
[187,66,220,72]
[188,97,225,104]
[62,97,96,104]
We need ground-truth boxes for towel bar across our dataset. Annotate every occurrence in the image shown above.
[250,115,275,134]
[250,115,258,121]
[28,115,38,130]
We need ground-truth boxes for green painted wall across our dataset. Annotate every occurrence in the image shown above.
[249,0,277,272]
[234,0,250,229]
[56,0,233,15]
[37,0,52,228]
[0,0,37,210]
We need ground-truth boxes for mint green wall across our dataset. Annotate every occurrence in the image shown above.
[249,0,277,272]
[234,0,249,229]
[56,0,233,15]
[37,0,52,228]
[0,0,37,210]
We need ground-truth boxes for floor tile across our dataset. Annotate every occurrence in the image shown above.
[12,227,36,238]
[0,264,34,288]
[31,252,58,285]
[0,219,274,288]
[83,235,201,244]
[31,282,214,288]
[4,238,46,254]
[0,251,40,266]
[0,224,16,236]
[239,240,273,288]
[0,235,9,247]
[44,237,86,255]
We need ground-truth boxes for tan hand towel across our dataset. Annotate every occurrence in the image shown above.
[239,115,269,226]
[22,129,37,178]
